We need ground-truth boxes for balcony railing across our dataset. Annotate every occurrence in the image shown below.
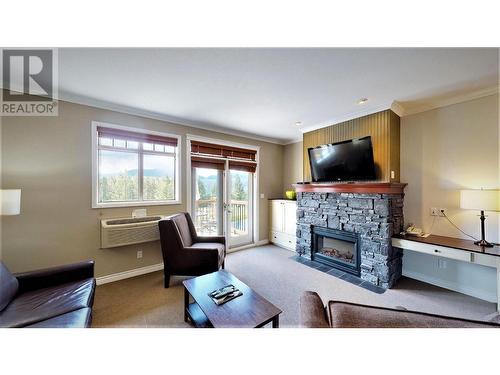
[194,198,248,236]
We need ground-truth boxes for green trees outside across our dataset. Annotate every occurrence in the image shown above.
[197,179,211,200]
[143,176,174,200]
[231,174,247,200]
[99,174,174,202]
[99,172,247,203]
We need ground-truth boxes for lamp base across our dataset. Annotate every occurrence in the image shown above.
[474,239,494,248]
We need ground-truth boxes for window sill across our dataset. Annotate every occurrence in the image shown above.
[92,200,182,209]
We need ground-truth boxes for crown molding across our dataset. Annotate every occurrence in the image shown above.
[42,84,499,146]
[399,86,499,116]
[283,137,303,145]
[390,100,406,116]
[299,102,394,134]
[297,86,499,134]
[56,90,286,145]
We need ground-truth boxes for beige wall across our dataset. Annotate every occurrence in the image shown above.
[1,100,284,277]
[401,93,499,301]
[401,93,499,241]
[282,141,303,190]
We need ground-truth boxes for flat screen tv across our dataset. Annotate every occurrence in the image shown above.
[308,136,376,182]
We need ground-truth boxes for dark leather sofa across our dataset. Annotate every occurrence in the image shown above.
[159,212,226,288]
[300,291,500,328]
[0,260,96,328]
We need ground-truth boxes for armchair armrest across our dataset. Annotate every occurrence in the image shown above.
[299,291,330,328]
[195,235,226,245]
[15,260,95,293]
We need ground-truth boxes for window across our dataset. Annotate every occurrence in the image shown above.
[92,122,181,207]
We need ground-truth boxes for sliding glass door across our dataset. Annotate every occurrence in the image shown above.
[191,164,254,248]
[190,139,257,249]
[192,167,223,236]
[228,170,253,247]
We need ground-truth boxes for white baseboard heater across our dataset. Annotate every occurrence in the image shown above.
[100,216,165,249]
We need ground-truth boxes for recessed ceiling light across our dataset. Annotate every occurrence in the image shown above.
[295,121,302,126]
[358,98,368,104]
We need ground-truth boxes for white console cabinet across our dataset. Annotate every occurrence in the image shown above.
[269,200,297,251]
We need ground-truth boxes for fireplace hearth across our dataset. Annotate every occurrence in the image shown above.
[312,227,360,276]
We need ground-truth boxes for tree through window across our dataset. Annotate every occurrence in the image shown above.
[95,125,179,206]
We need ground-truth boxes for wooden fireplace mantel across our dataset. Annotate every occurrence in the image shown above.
[292,182,407,195]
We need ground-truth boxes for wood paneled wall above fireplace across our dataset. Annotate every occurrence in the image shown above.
[303,109,400,182]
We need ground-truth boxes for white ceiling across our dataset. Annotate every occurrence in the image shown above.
[54,48,499,144]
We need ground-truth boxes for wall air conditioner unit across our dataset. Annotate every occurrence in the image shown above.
[100,216,165,249]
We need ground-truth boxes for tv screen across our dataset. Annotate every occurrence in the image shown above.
[308,136,376,182]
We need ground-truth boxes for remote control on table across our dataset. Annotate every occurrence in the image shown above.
[211,285,236,299]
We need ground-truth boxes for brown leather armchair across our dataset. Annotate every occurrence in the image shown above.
[158,213,226,288]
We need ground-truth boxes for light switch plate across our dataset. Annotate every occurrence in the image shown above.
[260,193,265,199]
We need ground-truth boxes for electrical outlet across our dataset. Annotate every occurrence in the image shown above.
[260,193,265,199]
[430,207,440,216]
[137,250,143,259]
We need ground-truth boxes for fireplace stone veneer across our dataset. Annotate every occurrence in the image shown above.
[296,189,405,288]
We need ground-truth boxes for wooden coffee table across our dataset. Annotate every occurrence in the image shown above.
[182,270,282,328]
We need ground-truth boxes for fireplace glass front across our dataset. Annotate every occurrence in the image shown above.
[312,227,360,275]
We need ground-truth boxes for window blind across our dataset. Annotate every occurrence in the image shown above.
[190,140,256,161]
[228,160,257,173]
[97,126,178,147]
[191,156,225,170]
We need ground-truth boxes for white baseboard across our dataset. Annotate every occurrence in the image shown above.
[96,263,164,285]
[403,270,497,303]
[227,239,269,253]
[256,239,269,246]
[96,240,271,285]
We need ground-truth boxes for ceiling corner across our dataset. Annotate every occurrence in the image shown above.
[390,100,406,117]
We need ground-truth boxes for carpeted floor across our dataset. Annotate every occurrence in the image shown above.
[92,245,498,327]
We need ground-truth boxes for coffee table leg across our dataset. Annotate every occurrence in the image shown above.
[184,287,189,323]
[272,315,279,328]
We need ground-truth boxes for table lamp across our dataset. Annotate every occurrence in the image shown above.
[1,189,21,216]
[460,189,499,247]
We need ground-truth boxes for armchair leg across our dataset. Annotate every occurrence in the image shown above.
[164,273,170,288]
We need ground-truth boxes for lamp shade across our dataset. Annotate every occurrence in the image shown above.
[460,189,500,212]
[0,189,21,215]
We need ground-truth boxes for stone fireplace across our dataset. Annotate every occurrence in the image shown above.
[294,183,406,288]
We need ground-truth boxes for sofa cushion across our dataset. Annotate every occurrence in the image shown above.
[328,301,497,328]
[190,242,225,266]
[172,214,193,247]
[0,278,95,328]
[27,308,92,328]
[0,261,19,312]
